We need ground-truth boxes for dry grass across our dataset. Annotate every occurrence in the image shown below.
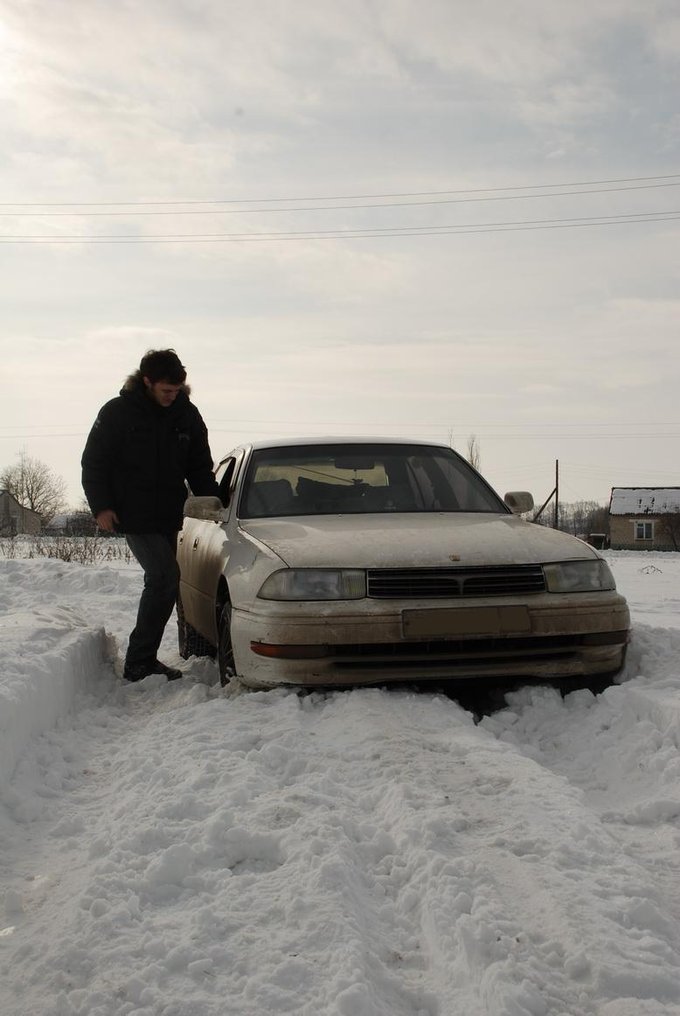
[0,535,132,565]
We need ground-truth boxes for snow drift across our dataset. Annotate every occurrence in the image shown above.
[1,550,680,1015]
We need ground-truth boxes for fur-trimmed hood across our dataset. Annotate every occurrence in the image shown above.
[122,371,192,397]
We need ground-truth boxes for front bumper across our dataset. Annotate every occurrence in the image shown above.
[231,593,630,688]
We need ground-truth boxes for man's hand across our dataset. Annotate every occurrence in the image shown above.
[95,509,120,533]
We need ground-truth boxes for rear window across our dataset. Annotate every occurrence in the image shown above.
[239,443,507,518]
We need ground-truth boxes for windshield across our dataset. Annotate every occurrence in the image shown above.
[239,443,507,518]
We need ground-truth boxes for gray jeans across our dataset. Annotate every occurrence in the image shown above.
[125,532,179,667]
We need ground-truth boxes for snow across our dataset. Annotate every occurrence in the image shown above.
[2,549,680,1015]
[609,489,680,515]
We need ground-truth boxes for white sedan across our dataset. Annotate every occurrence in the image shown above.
[177,438,629,689]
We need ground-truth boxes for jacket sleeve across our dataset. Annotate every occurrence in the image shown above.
[81,402,120,516]
[185,409,221,498]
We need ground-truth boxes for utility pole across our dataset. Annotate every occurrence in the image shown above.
[532,459,560,528]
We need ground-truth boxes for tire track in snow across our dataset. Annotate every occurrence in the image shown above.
[3,646,680,1014]
[479,624,680,927]
[275,689,680,1014]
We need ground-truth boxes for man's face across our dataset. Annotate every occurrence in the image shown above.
[143,377,182,407]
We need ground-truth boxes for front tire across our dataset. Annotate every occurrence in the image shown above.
[177,591,216,661]
[217,602,235,687]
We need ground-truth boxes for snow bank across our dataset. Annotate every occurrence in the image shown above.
[3,552,680,1015]
[0,562,110,787]
[0,612,107,788]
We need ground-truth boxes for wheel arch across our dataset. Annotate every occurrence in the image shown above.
[216,576,231,627]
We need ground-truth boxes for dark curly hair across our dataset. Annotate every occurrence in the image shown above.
[139,349,187,384]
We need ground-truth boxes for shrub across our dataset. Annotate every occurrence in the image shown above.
[0,535,132,565]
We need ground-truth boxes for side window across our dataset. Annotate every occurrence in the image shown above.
[215,452,244,505]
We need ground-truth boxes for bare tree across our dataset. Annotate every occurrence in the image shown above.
[0,453,68,526]
[65,510,98,536]
[533,500,609,538]
[466,434,481,471]
[660,510,680,550]
[559,500,608,538]
[447,431,481,470]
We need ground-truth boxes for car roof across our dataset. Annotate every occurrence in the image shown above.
[245,436,453,451]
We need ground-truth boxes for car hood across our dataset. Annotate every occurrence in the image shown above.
[240,513,597,568]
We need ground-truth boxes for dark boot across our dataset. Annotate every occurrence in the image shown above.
[151,659,183,681]
[123,659,183,682]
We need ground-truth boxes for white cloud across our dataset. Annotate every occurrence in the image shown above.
[649,15,680,59]
[0,0,679,507]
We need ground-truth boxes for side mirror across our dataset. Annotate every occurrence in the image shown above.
[504,491,534,514]
[183,495,226,522]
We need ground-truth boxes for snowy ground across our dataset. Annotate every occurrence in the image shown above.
[1,548,680,1016]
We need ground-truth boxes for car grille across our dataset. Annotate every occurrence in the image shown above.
[331,631,627,670]
[366,565,546,598]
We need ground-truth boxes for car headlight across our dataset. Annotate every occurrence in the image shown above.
[258,569,366,600]
[544,560,615,593]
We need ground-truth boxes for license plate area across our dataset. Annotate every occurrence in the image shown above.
[402,605,532,638]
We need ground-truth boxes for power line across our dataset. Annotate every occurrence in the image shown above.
[206,429,680,439]
[3,208,679,241]
[2,212,679,244]
[207,419,680,432]
[2,418,679,433]
[2,172,679,207]
[4,427,679,440]
[0,432,88,439]
[1,182,680,218]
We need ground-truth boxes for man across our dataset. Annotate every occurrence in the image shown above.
[82,349,220,682]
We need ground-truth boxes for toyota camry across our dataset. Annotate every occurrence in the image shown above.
[177,438,629,689]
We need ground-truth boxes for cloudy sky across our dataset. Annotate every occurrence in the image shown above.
[1,0,679,510]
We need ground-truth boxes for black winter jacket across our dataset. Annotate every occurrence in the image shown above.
[81,379,220,534]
